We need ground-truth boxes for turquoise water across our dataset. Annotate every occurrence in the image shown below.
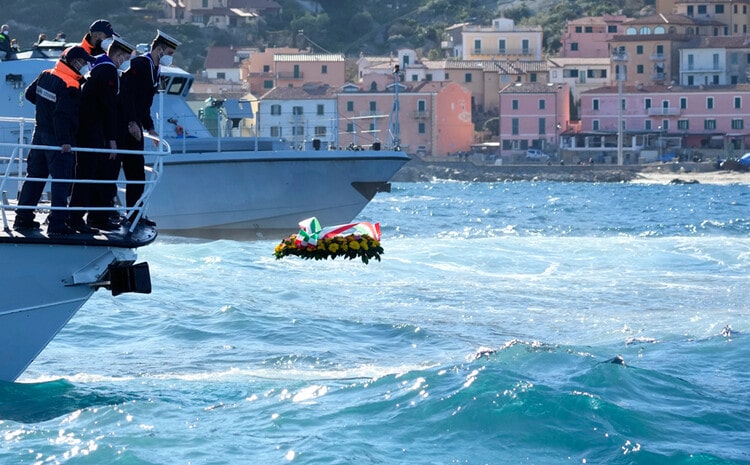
[2,181,750,464]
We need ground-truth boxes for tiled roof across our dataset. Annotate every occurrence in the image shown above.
[204,46,238,69]
[274,53,345,62]
[261,84,338,100]
[499,82,562,94]
[582,83,750,94]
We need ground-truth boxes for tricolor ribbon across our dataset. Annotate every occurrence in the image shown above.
[294,217,381,247]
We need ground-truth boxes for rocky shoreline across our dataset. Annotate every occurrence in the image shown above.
[391,157,724,183]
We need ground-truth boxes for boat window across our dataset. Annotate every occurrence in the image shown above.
[159,76,191,96]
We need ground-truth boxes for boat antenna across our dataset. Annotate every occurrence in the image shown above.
[387,64,403,151]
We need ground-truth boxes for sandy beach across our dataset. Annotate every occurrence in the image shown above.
[632,168,750,185]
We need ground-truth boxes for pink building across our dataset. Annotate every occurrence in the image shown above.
[337,79,473,157]
[576,84,750,161]
[559,15,629,58]
[498,82,571,160]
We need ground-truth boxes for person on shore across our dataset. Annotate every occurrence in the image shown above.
[13,46,96,235]
[69,36,135,233]
[117,30,181,226]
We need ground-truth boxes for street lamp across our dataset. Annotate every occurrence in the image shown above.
[612,48,628,165]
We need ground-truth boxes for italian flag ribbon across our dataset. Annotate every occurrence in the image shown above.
[294,217,381,248]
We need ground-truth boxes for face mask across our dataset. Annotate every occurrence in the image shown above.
[101,37,113,52]
[78,64,91,76]
[159,55,173,67]
[119,59,130,72]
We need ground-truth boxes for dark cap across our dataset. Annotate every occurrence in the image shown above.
[152,29,181,49]
[89,19,115,38]
[61,46,96,64]
[109,36,135,55]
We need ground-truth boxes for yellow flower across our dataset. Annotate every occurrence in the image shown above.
[329,242,339,253]
[350,241,360,250]
[360,239,368,250]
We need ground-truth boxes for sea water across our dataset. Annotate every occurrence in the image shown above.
[2,181,750,464]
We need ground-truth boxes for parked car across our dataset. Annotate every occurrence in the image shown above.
[526,149,551,161]
[659,152,678,163]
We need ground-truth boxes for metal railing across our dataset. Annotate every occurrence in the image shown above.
[0,118,170,234]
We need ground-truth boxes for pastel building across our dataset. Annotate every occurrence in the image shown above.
[679,36,750,86]
[498,82,571,159]
[337,79,474,157]
[576,84,750,161]
[461,18,544,61]
[558,15,628,58]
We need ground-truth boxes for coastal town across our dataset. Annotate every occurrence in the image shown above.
[161,0,750,167]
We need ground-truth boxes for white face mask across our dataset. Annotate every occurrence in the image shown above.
[101,37,113,52]
[119,59,130,72]
[159,54,173,67]
[78,63,91,76]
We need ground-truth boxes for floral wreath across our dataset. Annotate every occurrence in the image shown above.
[274,217,384,264]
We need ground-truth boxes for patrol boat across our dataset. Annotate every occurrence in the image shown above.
[0,125,161,382]
[0,42,410,238]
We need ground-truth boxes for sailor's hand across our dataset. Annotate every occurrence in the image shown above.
[109,140,117,160]
[128,121,142,141]
[147,129,159,147]
[61,143,71,153]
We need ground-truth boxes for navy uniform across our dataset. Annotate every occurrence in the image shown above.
[117,30,181,225]
[69,36,135,232]
[14,46,95,235]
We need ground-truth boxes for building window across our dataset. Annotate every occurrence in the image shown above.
[321,65,327,74]
[498,39,506,53]
[263,65,270,73]
[592,99,599,110]
[704,119,716,130]
[317,104,324,115]
[346,123,354,133]
[418,122,426,134]
[585,26,593,33]
[575,26,583,33]
[292,106,303,115]
[637,64,644,74]
[680,97,687,109]
[530,73,537,82]
[473,39,481,53]
[465,73,472,83]
[539,99,546,110]
[347,101,354,112]
[271,104,281,115]
[512,99,519,110]
[216,72,226,79]
[636,45,643,55]
[593,120,599,130]
[645,120,652,130]
[732,119,744,129]
[608,25,618,33]
[522,39,530,54]
[698,5,707,14]
[426,74,433,81]
[314,126,326,137]
[677,119,689,130]
[270,126,282,137]
[645,98,651,109]
[512,118,519,135]
[263,80,273,89]
[369,101,377,112]
[539,117,546,135]
[410,74,418,81]
[570,43,579,51]
[707,97,714,109]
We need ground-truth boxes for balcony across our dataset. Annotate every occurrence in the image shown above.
[650,53,666,61]
[651,72,666,81]
[413,111,431,119]
[471,47,535,56]
[276,71,304,80]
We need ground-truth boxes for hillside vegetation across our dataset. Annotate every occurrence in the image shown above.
[3,0,649,73]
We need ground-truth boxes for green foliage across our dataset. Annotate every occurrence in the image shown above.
[1,0,647,67]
